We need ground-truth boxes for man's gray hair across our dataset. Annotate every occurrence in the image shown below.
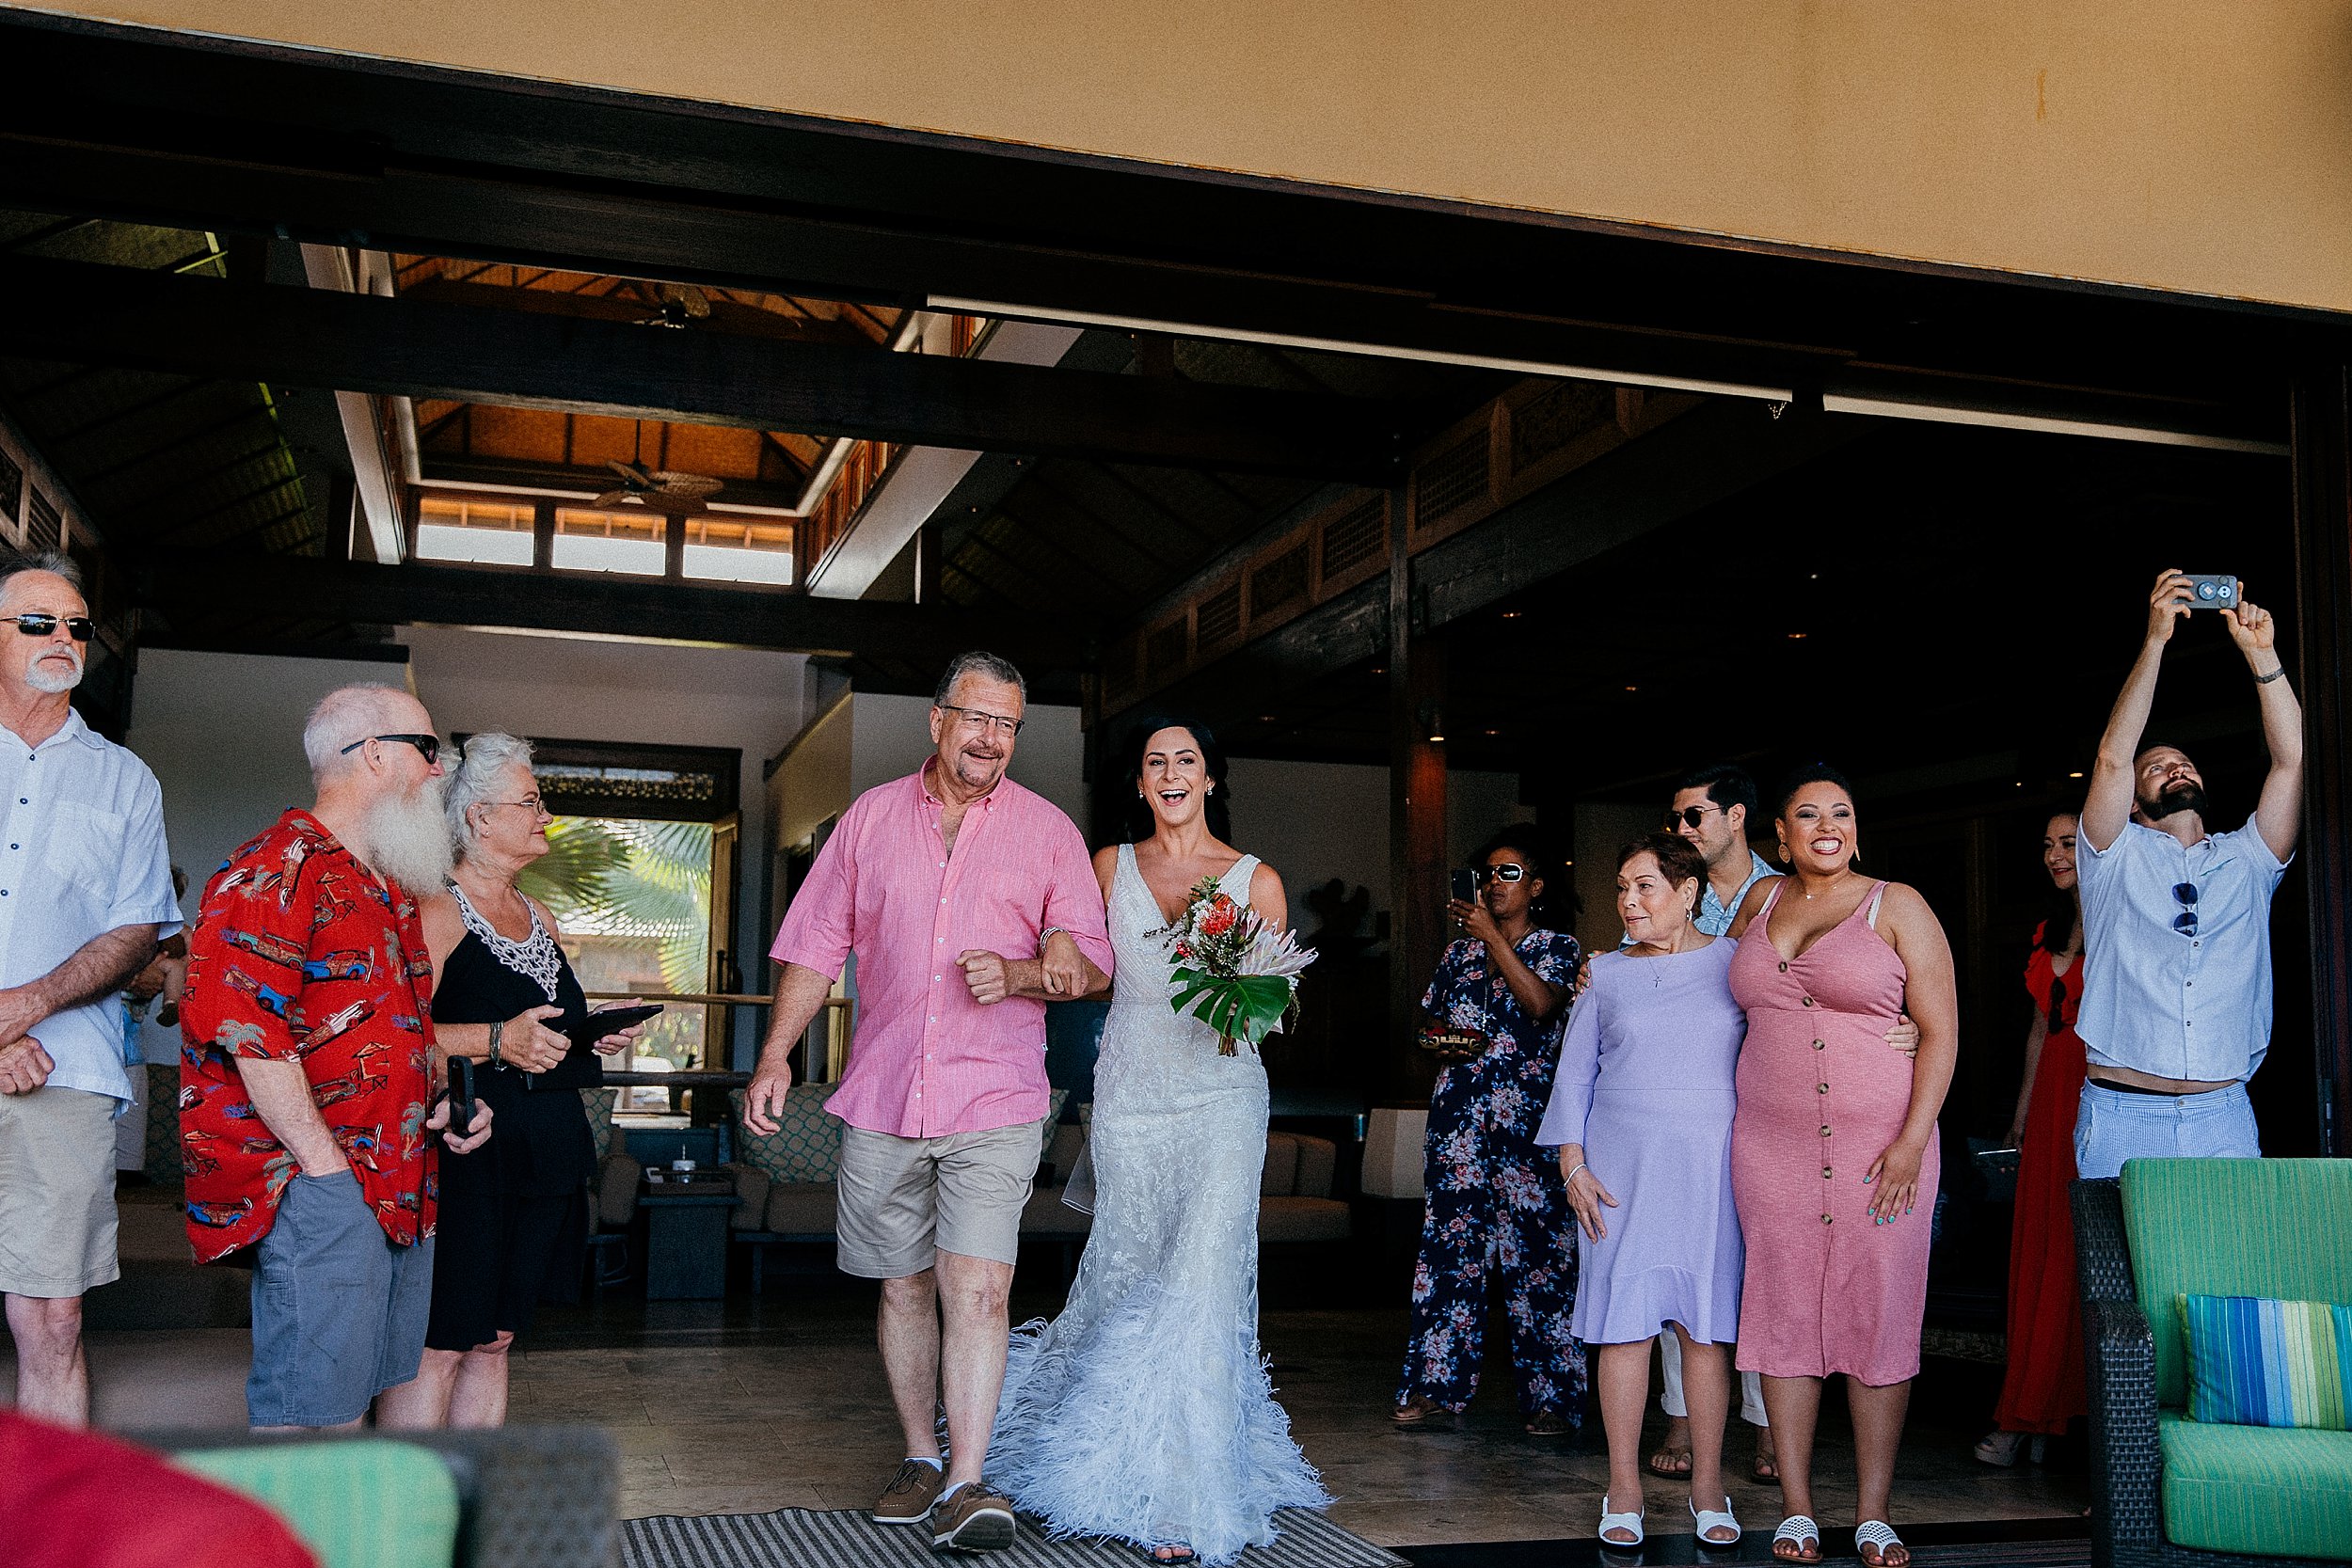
[444,732,535,862]
[301,684,422,783]
[0,550,84,598]
[933,650,1026,708]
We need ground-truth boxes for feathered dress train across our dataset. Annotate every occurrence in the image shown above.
[988,846,1329,1565]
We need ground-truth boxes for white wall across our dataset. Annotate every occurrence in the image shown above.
[1221,757,1526,936]
[1573,800,1660,957]
[848,691,1089,832]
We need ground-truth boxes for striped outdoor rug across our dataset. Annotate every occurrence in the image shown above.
[624,1507,1406,1568]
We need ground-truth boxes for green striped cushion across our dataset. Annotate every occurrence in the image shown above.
[175,1440,461,1568]
[2181,1293,2352,1430]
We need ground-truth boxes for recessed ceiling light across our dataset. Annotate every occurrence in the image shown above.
[1259,714,1277,722]
[1484,728,1500,736]
[1624,685,1638,692]
[1788,632,1807,640]
[1502,610,1521,620]
[2069,770,2084,778]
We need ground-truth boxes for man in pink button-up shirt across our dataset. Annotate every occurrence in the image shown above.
[745,652,1110,1551]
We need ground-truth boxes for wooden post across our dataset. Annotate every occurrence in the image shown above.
[2292,366,2352,1157]
[1388,488,1448,1103]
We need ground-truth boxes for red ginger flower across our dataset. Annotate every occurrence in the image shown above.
[1200,896,1239,938]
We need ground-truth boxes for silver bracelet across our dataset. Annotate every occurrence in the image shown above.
[1565,1162,1588,1185]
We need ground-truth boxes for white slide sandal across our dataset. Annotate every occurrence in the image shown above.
[1855,1519,1909,1565]
[1773,1513,1823,1563]
[1597,1496,1645,1547]
[1691,1495,1742,1546]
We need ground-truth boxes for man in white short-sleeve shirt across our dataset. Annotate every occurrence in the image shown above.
[2074,568,2299,1181]
[0,554,180,1426]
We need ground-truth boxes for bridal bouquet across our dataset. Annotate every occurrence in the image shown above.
[1157,877,1314,1055]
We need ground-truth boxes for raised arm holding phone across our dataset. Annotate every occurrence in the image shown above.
[2072,568,2299,1179]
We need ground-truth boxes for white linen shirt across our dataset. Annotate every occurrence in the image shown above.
[2075,813,2288,1085]
[0,708,180,1106]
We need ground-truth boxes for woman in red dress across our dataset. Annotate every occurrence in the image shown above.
[1977,811,2087,1465]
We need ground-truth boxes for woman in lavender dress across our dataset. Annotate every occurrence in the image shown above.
[1538,832,1746,1550]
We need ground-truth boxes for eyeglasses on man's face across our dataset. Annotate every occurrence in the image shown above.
[1668,803,1724,831]
[937,703,1024,737]
[341,733,441,766]
[8,612,93,641]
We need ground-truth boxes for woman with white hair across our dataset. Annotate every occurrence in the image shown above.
[377,733,647,1430]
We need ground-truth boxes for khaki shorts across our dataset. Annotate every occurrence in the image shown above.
[0,1085,120,1298]
[835,1118,1044,1278]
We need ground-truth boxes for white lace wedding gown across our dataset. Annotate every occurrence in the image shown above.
[989,846,1329,1564]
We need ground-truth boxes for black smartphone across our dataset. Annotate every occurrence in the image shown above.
[568,1003,664,1049]
[2182,574,2239,610]
[447,1056,476,1138]
[1449,869,1478,905]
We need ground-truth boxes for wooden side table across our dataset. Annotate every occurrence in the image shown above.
[639,1179,738,1300]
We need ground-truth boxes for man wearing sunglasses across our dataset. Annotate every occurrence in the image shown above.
[0,553,180,1428]
[181,683,493,1432]
[2074,568,2301,1180]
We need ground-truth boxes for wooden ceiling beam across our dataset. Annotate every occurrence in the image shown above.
[131,550,1087,669]
[0,256,1413,483]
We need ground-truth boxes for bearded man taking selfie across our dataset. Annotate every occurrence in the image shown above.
[2074,568,2302,1180]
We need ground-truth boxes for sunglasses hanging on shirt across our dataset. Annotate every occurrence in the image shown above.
[2172,881,2199,937]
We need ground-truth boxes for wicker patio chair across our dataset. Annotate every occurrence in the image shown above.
[153,1424,620,1568]
[2074,1166,2352,1567]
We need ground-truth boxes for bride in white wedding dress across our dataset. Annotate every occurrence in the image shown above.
[988,717,1329,1565]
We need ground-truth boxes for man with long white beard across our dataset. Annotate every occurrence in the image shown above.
[181,683,492,1431]
[0,553,178,1427]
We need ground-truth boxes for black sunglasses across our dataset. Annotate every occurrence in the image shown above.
[8,612,93,641]
[2173,881,2199,937]
[1668,803,1724,830]
[341,733,441,765]
[1473,863,1529,885]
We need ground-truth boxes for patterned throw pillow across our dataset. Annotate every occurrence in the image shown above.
[579,1088,620,1164]
[2179,1292,2352,1430]
[729,1085,842,1182]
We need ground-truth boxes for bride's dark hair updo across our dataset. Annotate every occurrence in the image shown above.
[1117,712,1232,844]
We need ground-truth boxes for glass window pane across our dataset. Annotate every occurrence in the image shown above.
[414,496,534,566]
[553,508,665,576]
[680,516,795,586]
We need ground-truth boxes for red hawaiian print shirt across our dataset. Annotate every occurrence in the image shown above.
[178,809,438,1263]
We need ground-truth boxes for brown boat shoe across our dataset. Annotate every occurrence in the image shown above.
[931,1481,1019,1552]
[874,1459,947,1526]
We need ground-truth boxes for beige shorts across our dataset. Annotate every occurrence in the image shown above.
[834,1118,1044,1278]
[0,1085,120,1298]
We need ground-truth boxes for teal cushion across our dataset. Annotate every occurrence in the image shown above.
[175,1440,461,1568]
[2181,1293,2352,1430]
[2158,1410,2352,1558]
[2122,1159,2352,1406]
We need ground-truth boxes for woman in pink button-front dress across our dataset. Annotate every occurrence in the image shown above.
[1726,765,1960,1568]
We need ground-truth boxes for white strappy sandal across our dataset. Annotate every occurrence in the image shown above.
[1855,1519,1909,1566]
[1772,1513,1823,1563]
[1597,1496,1645,1547]
[1691,1495,1742,1546]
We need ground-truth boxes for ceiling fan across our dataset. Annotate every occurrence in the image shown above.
[592,460,724,516]
[632,281,714,329]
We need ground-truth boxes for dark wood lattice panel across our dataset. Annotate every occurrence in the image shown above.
[25,489,60,552]
[1195,579,1242,652]
[1415,429,1491,530]
[1319,496,1387,582]
[1511,381,1614,472]
[1145,618,1189,682]
[1249,542,1311,619]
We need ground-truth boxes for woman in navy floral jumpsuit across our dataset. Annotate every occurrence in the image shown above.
[1393,829,1586,1433]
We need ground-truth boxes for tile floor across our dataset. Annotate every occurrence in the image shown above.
[516,1275,2088,1549]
